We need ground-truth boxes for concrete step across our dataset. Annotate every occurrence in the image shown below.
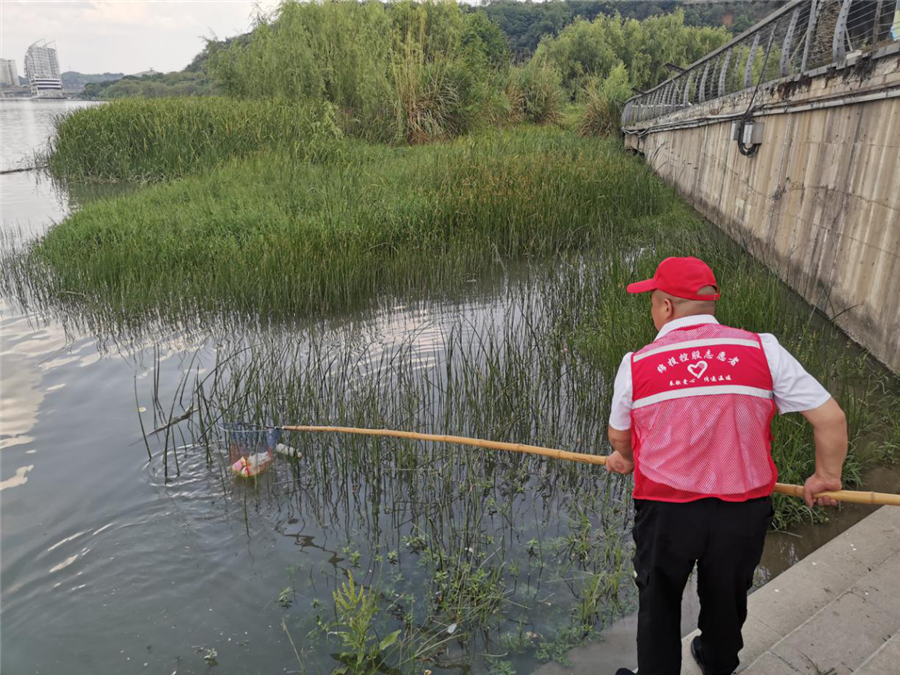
[679,505,900,675]
[853,630,900,675]
[740,553,900,674]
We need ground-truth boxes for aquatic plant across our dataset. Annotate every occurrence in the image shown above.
[172,266,637,671]
[7,129,670,327]
[577,64,632,138]
[330,572,400,674]
[46,96,343,183]
[506,63,566,126]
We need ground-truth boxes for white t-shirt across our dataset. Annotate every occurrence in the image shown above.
[608,315,832,431]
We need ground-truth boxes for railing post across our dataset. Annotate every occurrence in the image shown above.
[744,33,762,88]
[833,0,854,62]
[800,0,821,72]
[698,59,711,102]
[873,0,885,43]
[781,7,802,76]
[683,70,694,106]
[718,48,732,98]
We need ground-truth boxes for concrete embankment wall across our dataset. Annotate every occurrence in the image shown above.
[624,53,900,373]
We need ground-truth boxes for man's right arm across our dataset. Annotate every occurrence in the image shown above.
[761,334,848,508]
[799,397,847,507]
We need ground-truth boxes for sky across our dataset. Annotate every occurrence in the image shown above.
[1,1,282,75]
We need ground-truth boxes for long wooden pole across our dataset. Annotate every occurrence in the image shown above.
[280,424,900,507]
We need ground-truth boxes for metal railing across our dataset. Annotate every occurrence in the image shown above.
[622,0,900,126]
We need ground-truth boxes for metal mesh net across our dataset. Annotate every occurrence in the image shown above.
[220,422,281,477]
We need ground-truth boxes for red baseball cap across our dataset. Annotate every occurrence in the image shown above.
[626,257,721,301]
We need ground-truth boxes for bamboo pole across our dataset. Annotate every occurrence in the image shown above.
[280,424,900,507]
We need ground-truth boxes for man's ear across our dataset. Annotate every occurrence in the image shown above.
[662,296,674,318]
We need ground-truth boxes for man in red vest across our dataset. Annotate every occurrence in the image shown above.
[609,257,848,675]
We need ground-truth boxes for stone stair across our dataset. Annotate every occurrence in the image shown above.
[679,505,900,675]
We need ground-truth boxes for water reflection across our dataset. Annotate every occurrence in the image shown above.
[0,351,43,450]
[0,465,34,491]
[0,99,100,172]
[1,169,134,240]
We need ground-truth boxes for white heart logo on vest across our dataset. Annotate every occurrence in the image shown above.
[687,361,708,379]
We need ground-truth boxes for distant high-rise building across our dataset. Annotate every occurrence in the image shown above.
[0,58,19,86]
[25,40,64,98]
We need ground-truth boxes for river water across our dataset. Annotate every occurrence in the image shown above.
[2,100,898,675]
[2,100,615,675]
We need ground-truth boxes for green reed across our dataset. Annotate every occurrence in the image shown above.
[177,265,637,671]
[207,0,511,145]
[46,96,344,183]
[7,128,671,328]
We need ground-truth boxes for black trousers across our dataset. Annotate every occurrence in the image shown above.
[633,497,774,675]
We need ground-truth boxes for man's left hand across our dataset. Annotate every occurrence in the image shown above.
[802,473,842,508]
[605,450,634,475]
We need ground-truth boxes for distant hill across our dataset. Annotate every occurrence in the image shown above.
[80,70,218,100]
[78,34,247,100]
[62,71,125,90]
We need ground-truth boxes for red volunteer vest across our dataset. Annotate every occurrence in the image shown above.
[630,322,777,502]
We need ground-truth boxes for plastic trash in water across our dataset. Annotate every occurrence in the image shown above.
[220,423,301,478]
[221,422,279,478]
[231,452,274,478]
[275,443,300,459]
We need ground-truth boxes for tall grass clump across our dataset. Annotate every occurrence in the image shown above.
[208,0,511,144]
[47,96,343,183]
[506,63,566,126]
[577,64,632,137]
[11,128,670,325]
[41,3,737,184]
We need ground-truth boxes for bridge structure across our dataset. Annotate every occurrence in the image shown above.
[622,0,900,373]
